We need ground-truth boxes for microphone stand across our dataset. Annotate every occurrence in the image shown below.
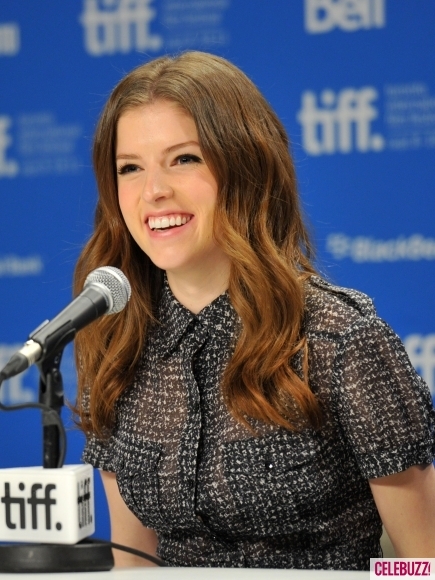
[0,348,114,573]
[39,349,64,469]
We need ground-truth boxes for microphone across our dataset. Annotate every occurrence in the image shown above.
[0,266,131,380]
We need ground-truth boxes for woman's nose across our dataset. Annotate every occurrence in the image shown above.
[140,167,173,203]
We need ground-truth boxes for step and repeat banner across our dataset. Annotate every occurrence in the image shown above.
[0,1,434,538]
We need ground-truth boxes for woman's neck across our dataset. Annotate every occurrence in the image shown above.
[166,262,230,314]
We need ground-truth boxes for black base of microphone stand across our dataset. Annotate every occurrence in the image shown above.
[0,538,114,573]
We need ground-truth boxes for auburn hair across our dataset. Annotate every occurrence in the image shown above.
[74,51,321,437]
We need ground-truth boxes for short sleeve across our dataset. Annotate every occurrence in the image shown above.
[333,316,435,479]
[82,433,117,472]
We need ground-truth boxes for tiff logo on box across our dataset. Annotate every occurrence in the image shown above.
[78,477,93,528]
[1,483,59,531]
[0,23,20,56]
[297,87,385,155]
[0,116,18,177]
[0,478,92,531]
[80,0,162,56]
[405,334,435,395]
[305,0,385,34]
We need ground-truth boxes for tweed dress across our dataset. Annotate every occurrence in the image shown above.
[83,276,435,569]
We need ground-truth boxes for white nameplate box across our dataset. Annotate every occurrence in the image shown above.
[0,464,94,544]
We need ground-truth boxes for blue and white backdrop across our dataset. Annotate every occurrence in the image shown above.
[1,1,434,538]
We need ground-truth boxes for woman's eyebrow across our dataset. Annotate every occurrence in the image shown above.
[116,153,141,161]
[116,142,200,161]
[163,140,200,155]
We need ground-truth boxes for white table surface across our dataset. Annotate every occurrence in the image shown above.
[0,568,369,579]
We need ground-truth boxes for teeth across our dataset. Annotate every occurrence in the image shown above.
[149,215,190,230]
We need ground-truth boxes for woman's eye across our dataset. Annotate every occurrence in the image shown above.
[176,154,201,165]
[117,164,139,175]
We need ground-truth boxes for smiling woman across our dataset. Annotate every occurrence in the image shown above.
[73,51,435,570]
[115,102,229,311]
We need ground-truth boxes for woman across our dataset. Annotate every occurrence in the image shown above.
[75,51,435,569]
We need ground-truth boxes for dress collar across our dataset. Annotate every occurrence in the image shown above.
[155,276,238,357]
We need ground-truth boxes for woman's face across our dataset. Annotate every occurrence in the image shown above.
[116,101,229,286]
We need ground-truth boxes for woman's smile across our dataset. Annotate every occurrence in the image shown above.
[147,214,192,231]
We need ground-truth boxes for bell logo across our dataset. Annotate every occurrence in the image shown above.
[80,0,162,57]
[404,334,435,396]
[297,87,385,155]
[305,0,386,34]
[0,116,18,177]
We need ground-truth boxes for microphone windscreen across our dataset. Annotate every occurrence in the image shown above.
[84,267,131,314]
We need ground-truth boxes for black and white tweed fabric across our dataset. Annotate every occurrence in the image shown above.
[83,276,435,570]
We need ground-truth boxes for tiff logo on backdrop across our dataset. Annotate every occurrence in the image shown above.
[0,23,20,56]
[1,483,59,531]
[80,0,162,56]
[405,335,435,396]
[297,87,385,155]
[305,0,385,34]
[0,346,33,404]
[0,116,18,177]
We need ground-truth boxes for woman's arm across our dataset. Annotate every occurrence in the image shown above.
[369,463,435,557]
[100,470,159,568]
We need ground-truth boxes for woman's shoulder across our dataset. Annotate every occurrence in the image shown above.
[303,275,378,336]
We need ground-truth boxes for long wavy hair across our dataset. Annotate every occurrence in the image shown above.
[74,51,321,437]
